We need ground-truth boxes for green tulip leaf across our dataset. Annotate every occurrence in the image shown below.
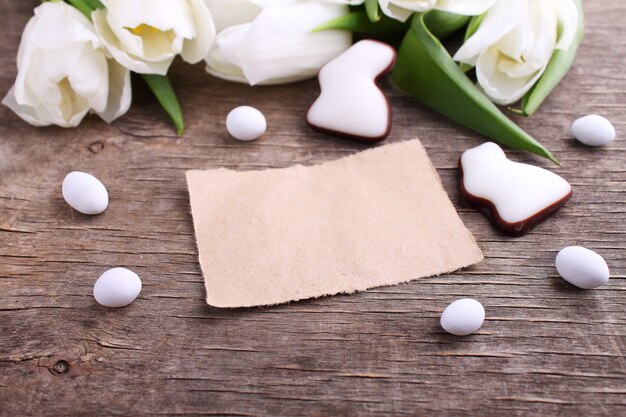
[313,11,408,35]
[63,0,94,18]
[142,74,185,136]
[82,0,104,9]
[390,13,558,164]
[512,0,584,116]
[464,13,486,42]
[423,10,470,40]
[365,0,381,23]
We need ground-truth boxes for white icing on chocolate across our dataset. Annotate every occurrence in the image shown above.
[306,40,396,141]
[460,142,572,224]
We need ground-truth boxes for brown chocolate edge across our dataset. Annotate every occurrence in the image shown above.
[458,158,573,237]
[305,39,397,144]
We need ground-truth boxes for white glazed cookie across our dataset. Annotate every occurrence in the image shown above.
[460,142,572,236]
[306,40,396,142]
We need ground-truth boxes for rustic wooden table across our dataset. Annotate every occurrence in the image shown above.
[1,1,624,416]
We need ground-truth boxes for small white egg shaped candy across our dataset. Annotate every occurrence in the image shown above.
[62,171,109,215]
[571,115,616,147]
[555,246,609,289]
[440,298,485,336]
[93,268,142,308]
[226,106,267,141]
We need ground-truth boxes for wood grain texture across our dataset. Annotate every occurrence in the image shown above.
[0,1,624,416]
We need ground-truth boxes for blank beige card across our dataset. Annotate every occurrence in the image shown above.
[186,139,483,307]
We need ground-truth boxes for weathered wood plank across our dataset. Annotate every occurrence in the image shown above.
[0,0,624,416]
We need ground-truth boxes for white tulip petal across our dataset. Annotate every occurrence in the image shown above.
[247,0,303,6]
[435,0,498,16]
[553,0,578,50]
[137,31,180,61]
[453,0,527,65]
[378,0,432,22]
[107,0,195,37]
[94,0,212,74]
[96,60,132,123]
[24,53,66,107]
[498,58,541,79]
[30,3,99,51]
[3,1,131,128]
[205,67,249,84]
[204,1,354,85]
[93,9,173,75]
[523,1,558,66]
[203,0,264,32]
[15,4,97,105]
[13,50,44,107]
[181,0,216,64]
[495,18,528,61]
[205,24,249,83]
[2,86,50,127]
[237,2,352,85]
[58,83,90,126]
[108,20,146,58]
[380,0,496,22]
[105,10,179,62]
[386,0,436,12]
[5,81,90,128]
[476,47,545,105]
[69,46,110,113]
[16,16,37,71]
[453,0,578,105]
[322,0,364,4]
[105,0,143,30]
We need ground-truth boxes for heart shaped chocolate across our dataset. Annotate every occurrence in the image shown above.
[306,40,396,142]
[460,142,572,236]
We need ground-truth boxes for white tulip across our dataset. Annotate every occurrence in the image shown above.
[372,0,498,22]
[2,2,131,128]
[93,0,216,75]
[204,1,352,85]
[454,0,578,105]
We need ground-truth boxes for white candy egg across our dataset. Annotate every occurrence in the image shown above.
[571,115,616,147]
[555,246,609,289]
[93,268,142,308]
[440,298,485,336]
[62,171,109,215]
[226,106,267,141]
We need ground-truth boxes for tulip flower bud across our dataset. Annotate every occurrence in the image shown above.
[2,2,131,128]
[453,0,581,109]
[92,0,216,75]
[204,1,352,86]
